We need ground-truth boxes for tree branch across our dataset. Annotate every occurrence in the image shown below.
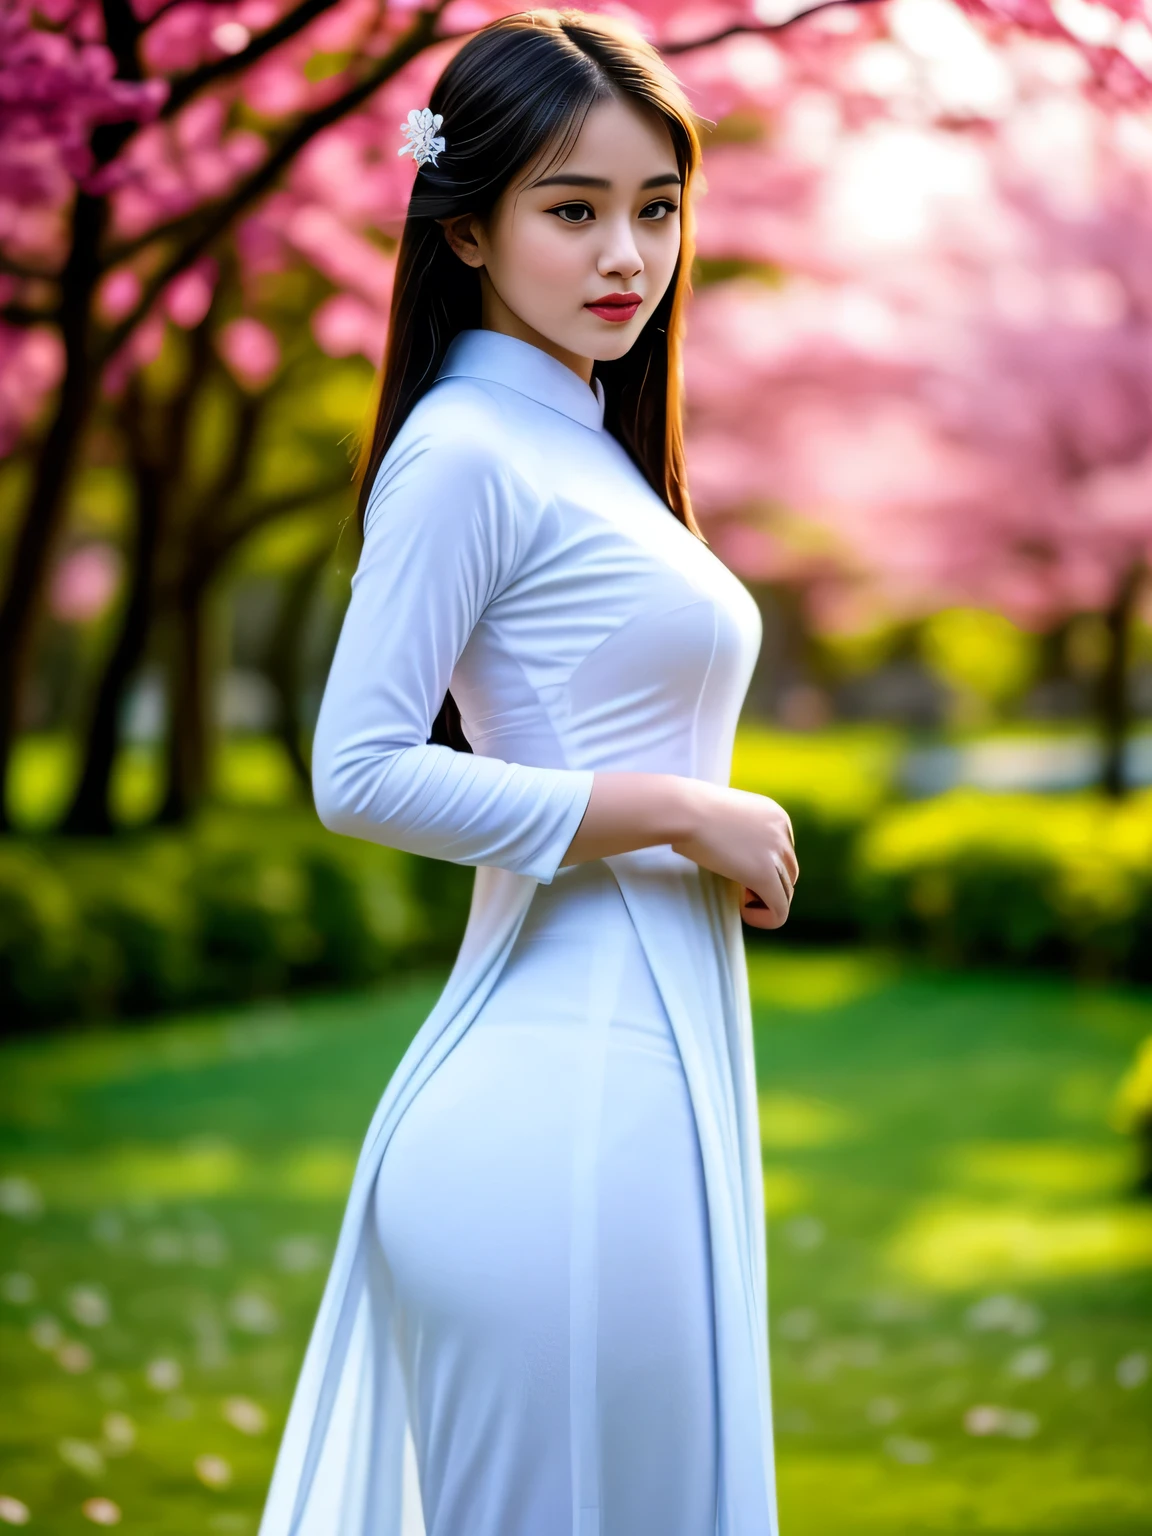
[161,0,346,119]
[1,303,58,327]
[90,0,150,172]
[160,480,350,603]
[98,1,447,360]
[144,0,243,28]
[100,0,144,80]
[211,478,351,564]
[0,254,58,281]
[660,0,876,52]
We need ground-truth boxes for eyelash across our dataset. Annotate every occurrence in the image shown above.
[549,199,679,225]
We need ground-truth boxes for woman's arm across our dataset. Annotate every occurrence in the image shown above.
[559,772,798,930]
[311,427,594,886]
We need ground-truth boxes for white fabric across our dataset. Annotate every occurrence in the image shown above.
[258,328,777,1536]
[373,859,719,1536]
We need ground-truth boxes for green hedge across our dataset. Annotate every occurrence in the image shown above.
[5,730,1152,1030]
[733,731,1152,980]
[1112,1035,1152,1192]
[0,812,472,1032]
[856,789,1152,977]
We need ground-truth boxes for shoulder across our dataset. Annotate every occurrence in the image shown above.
[364,376,535,536]
[385,376,525,480]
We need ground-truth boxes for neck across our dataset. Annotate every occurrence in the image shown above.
[479,274,595,387]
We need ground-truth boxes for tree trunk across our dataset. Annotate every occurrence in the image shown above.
[154,579,213,826]
[59,453,165,834]
[264,547,332,796]
[60,309,217,834]
[1098,561,1144,799]
[0,196,105,831]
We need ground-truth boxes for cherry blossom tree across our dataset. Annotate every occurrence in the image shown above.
[1,0,452,828]
[1,0,1148,827]
[684,11,1152,790]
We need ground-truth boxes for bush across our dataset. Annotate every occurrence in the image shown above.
[0,844,81,1021]
[7,728,1152,1032]
[66,840,198,1015]
[1112,1035,1152,1193]
[856,789,1152,975]
[0,811,466,1033]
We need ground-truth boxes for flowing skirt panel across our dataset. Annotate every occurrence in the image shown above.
[372,860,719,1536]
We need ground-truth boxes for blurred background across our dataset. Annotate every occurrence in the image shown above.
[2,0,1151,1529]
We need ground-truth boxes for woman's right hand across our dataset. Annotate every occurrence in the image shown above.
[671,782,799,930]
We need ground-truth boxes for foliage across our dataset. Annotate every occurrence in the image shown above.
[10,726,1152,1027]
[1,955,1149,1530]
[920,608,1040,721]
[0,812,471,1031]
[857,789,1152,975]
[1112,1034,1152,1192]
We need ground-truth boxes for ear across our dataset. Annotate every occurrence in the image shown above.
[437,213,485,270]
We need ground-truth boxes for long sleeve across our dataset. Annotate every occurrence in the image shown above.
[311,423,595,885]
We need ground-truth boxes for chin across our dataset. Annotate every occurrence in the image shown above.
[586,327,645,362]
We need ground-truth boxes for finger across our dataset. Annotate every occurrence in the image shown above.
[745,864,790,926]
[767,858,794,914]
[741,888,780,930]
[776,843,800,888]
[741,900,779,931]
[772,855,795,903]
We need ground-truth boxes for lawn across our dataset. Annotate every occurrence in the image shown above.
[1,951,1150,1533]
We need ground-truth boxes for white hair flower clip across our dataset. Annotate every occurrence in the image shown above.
[399,107,446,168]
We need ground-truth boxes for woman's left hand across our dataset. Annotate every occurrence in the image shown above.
[741,851,796,930]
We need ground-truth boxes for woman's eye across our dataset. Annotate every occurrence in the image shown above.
[551,203,593,224]
[640,199,679,221]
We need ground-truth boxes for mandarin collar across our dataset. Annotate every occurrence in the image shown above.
[436,328,606,432]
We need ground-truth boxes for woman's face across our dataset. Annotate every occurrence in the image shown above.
[439,94,684,382]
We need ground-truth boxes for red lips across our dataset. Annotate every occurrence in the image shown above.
[585,291,642,323]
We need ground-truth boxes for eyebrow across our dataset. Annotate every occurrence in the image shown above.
[530,172,682,191]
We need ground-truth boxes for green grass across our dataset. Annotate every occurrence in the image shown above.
[1,955,1150,1533]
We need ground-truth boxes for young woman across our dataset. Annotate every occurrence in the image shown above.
[259,11,798,1536]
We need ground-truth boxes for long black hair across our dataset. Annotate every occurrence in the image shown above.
[356,7,706,750]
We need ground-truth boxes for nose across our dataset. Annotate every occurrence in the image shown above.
[597,212,643,283]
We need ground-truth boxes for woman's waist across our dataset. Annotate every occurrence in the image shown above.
[477,860,675,1041]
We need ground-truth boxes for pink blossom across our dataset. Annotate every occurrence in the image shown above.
[97,267,142,323]
[0,322,64,454]
[686,100,1152,630]
[217,316,280,386]
[312,292,387,363]
[0,0,166,202]
[101,309,166,395]
[143,2,237,76]
[50,542,123,622]
[241,56,312,117]
[3,0,1150,472]
[237,0,282,29]
[164,258,218,327]
[284,206,395,305]
[106,107,267,241]
[306,0,378,54]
